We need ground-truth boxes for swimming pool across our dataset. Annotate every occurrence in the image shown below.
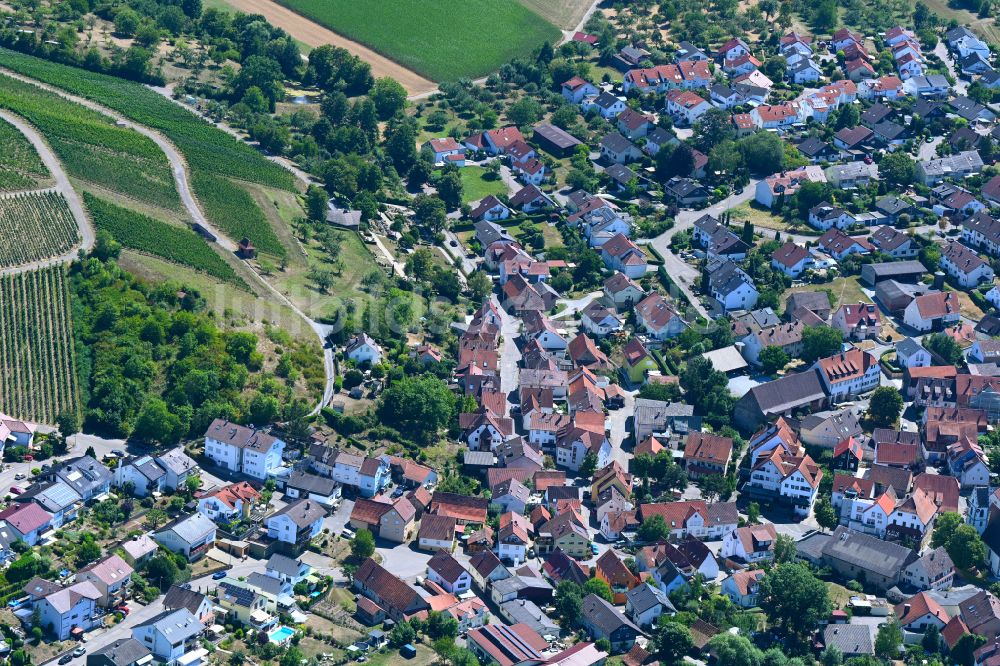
[268,626,295,644]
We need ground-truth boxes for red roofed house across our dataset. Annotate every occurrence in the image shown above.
[683,432,733,478]
[814,349,881,402]
[831,302,881,340]
[601,233,648,279]
[0,502,52,545]
[594,550,640,604]
[483,126,525,155]
[635,293,685,340]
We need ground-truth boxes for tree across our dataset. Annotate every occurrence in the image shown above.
[945,524,988,570]
[389,621,416,647]
[93,229,121,261]
[795,180,831,219]
[278,648,304,666]
[370,77,407,120]
[412,195,448,232]
[868,386,904,426]
[924,332,963,365]
[133,398,185,445]
[583,578,614,603]
[741,219,754,245]
[436,170,464,211]
[874,620,902,661]
[802,325,843,363]
[680,356,733,427]
[879,152,916,187]
[306,185,328,222]
[507,97,544,126]
[637,514,670,542]
[773,533,796,563]
[932,512,963,548]
[145,508,167,529]
[759,346,790,375]
[426,611,459,640]
[921,623,942,654]
[952,632,986,666]
[638,382,682,402]
[706,634,763,666]
[657,142,695,181]
[758,564,832,646]
[468,271,492,301]
[76,535,102,566]
[833,104,860,130]
[747,502,760,525]
[815,497,838,531]
[554,581,583,627]
[580,452,598,477]
[351,529,375,560]
[651,621,694,666]
[56,411,80,438]
[739,132,785,174]
[146,555,180,591]
[378,375,456,442]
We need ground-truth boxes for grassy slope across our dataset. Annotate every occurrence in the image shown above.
[269,0,560,81]
[458,166,508,204]
[83,192,248,288]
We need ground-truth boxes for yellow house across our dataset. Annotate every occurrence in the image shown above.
[538,511,590,558]
[590,461,633,503]
[217,581,272,629]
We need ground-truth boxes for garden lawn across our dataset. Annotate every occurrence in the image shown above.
[784,276,864,309]
[459,166,508,204]
[269,0,560,81]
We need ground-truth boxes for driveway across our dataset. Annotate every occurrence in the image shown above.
[553,291,603,320]
[495,295,523,411]
[643,180,761,320]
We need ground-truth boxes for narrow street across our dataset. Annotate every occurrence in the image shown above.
[495,295,523,413]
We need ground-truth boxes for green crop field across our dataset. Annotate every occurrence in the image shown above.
[0,49,297,193]
[0,266,79,423]
[193,173,287,258]
[0,191,80,269]
[0,74,179,209]
[268,0,561,81]
[83,192,248,288]
[0,119,49,192]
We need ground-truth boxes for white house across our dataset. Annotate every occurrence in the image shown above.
[203,419,285,480]
[903,291,961,332]
[581,302,624,337]
[27,580,101,640]
[561,76,599,103]
[664,90,711,125]
[814,349,881,402]
[635,293,685,340]
[266,499,325,546]
[721,570,765,608]
[427,552,473,594]
[153,513,217,561]
[895,338,930,369]
[344,333,383,365]
[132,608,204,664]
[940,241,993,288]
[721,523,776,563]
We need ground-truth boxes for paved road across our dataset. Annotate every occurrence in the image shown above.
[644,179,760,320]
[919,135,944,161]
[0,112,94,274]
[553,291,603,320]
[442,229,478,275]
[495,295,522,413]
[934,42,969,97]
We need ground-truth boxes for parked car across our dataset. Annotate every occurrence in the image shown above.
[212,571,228,580]
[13,473,24,480]
[112,449,127,458]
[114,605,130,615]
[58,655,72,665]
[72,647,85,657]
[9,486,24,495]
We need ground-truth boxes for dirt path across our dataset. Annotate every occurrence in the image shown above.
[219,0,436,97]
[1,67,337,414]
[0,110,94,276]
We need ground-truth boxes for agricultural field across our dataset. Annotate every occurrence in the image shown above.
[0,48,298,193]
[265,0,561,81]
[0,74,179,209]
[0,191,80,269]
[193,173,287,257]
[518,0,595,29]
[83,192,247,288]
[0,266,79,424]
[0,119,50,192]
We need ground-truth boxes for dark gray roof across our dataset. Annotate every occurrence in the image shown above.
[606,163,638,187]
[593,91,623,110]
[909,546,954,580]
[270,498,326,528]
[794,531,832,564]
[797,137,832,157]
[134,607,203,641]
[533,123,582,150]
[163,585,208,615]
[128,456,167,483]
[895,337,927,359]
[285,470,337,496]
[582,593,643,635]
[821,526,915,578]
[823,624,873,655]
[158,512,216,544]
[600,132,636,154]
[876,196,912,216]
[786,290,832,313]
[247,572,284,596]
[625,583,675,615]
[863,260,926,278]
[89,639,151,666]
[218,581,259,608]
[266,553,304,578]
[743,369,826,413]
[52,455,112,496]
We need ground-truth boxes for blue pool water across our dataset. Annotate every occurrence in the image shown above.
[268,626,295,644]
